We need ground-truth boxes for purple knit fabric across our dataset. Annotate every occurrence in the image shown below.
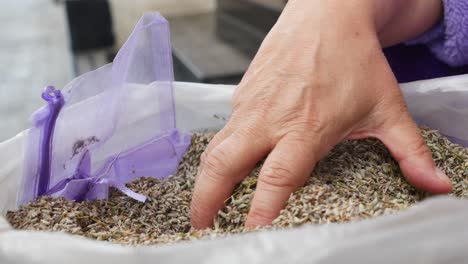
[408,0,468,67]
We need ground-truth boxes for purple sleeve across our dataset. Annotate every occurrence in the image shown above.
[408,0,468,67]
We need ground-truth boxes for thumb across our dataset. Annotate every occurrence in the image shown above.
[377,112,452,194]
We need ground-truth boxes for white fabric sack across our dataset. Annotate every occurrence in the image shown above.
[1,75,468,263]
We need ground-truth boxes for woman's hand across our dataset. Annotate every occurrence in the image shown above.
[190,0,450,229]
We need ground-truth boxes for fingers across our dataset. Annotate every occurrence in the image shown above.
[378,113,452,194]
[245,134,321,228]
[197,126,234,179]
[198,114,245,176]
[191,129,270,229]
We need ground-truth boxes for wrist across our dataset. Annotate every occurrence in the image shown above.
[370,0,443,46]
[283,0,443,47]
[281,0,378,39]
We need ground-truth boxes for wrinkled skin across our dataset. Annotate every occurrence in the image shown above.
[191,0,451,229]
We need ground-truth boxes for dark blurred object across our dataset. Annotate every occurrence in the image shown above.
[169,13,250,84]
[63,0,115,76]
[216,0,284,57]
[65,0,114,52]
[169,0,285,84]
[384,44,468,83]
[215,0,467,83]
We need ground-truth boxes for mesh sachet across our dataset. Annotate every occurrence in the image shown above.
[19,13,191,205]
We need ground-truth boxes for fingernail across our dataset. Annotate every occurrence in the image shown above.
[435,168,452,185]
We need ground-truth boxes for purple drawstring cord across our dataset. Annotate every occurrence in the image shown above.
[37,86,64,196]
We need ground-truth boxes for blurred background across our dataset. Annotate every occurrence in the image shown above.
[0,0,287,141]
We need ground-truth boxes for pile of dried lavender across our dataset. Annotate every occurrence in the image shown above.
[6,128,468,245]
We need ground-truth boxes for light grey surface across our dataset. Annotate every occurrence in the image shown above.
[0,0,71,142]
[73,50,111,77]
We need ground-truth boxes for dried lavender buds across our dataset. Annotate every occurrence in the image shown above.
[6,128,468,245]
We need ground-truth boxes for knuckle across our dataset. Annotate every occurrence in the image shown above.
[200,147,231,183]
[232,97,242,111]
[250,90,274,115]
[248,206,277,225]
[256,96,274,111]
[275,111,329,141]
[277,109,302,127]
[285,132,310,145]
[200,151,208,167]
[306,117,327,135]
[232,85,246,109]
[259,162,298,190]
[275,117,326,144]
[406,139,431,159]
[288,114,327,135]
[236,125,262,141]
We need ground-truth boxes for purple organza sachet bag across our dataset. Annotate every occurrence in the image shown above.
[18,13,191,205]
